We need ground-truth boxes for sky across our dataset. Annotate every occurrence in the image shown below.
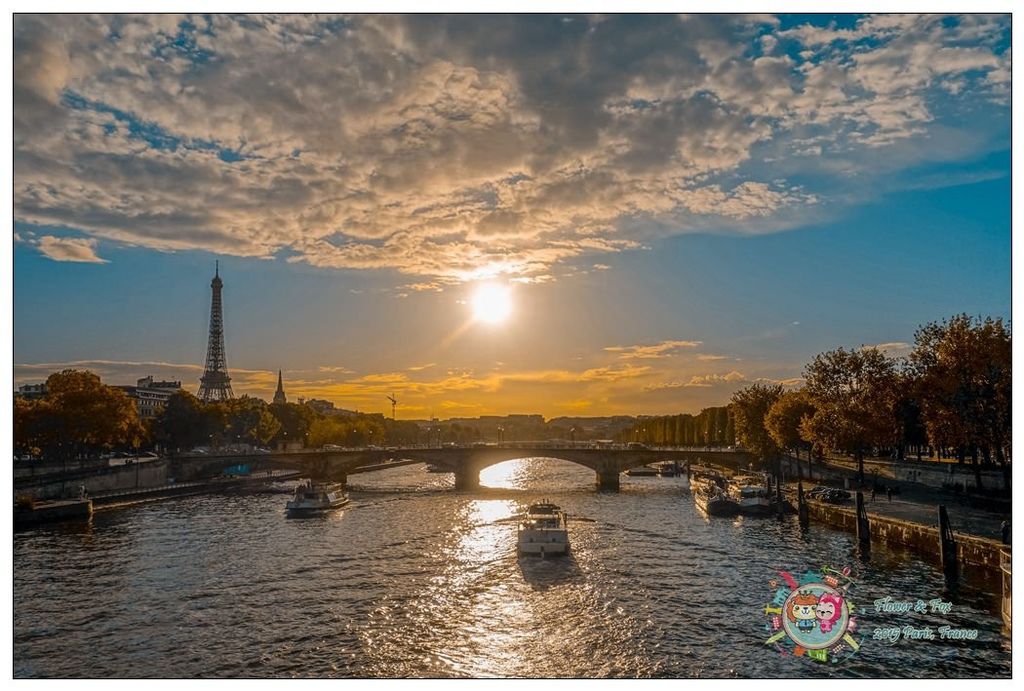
[12,13,1011,419]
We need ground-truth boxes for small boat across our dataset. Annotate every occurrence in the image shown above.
[626,465,658,477]
[425,464,449,473]
[689,466,728,491]
[517,501,569,557]
[694,484,740,517]
[656,461,681,477]
[730,475,774,515]
[285,480,349,517]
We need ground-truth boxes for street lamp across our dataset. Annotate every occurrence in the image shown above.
[498,426,504,444]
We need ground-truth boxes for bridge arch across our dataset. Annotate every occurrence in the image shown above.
[170,446,754,492]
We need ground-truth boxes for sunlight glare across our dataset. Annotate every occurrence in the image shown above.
[471,283,513,324]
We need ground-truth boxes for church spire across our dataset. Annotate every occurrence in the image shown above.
[273,369,287,405]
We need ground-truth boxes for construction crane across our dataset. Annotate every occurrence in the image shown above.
[387,393,397,420]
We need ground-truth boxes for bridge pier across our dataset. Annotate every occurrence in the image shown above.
[454,466,480,491]
[596,469,620,492]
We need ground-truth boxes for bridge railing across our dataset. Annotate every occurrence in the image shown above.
[172,443,748,458]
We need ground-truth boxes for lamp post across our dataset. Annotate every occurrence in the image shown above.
[498,426,504,444]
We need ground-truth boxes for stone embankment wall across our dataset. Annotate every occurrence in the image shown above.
[16,460,170,500]
[803,499,1004,582]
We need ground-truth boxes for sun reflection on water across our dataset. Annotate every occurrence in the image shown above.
[478,458,530,489]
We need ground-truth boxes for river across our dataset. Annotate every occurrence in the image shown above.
[13,458,1011,678]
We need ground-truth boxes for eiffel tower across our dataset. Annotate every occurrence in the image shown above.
[197,261,234,402]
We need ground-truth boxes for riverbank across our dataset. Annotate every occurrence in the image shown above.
[788,489,1006,587]
[14,471,303,525]
[777,455,1010,541]
[14,498,93,528]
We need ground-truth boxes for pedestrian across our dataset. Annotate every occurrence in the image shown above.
[1001,521,1011,545]
[886,486,892,502]
[871,486,876,502]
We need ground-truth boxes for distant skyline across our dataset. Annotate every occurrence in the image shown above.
[13,14,1011,418]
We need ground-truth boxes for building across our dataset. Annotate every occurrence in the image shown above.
[304,398,334,415]
[301,398,360,418]
[117,376,182,420]
[273,370,287,405]
[15,383,47,399]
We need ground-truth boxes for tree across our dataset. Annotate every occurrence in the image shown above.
[765,388,817,465]
[223,396,281,446]
[14,396,47,458]
[801,347,898,485]
[152,390,209,451]
[269,402,318,446]
[911,314,1011,490]
[730,383,784,465]
[39,369,145,463]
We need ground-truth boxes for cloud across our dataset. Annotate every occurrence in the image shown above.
[13,14,1008,283]
[862,341,912,355]
[33,235,109,263]
[605,339,702,359]
[15,347,810,417]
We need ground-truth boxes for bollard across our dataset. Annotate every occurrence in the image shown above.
[938,505,959,585]
[798,481,809,530]
[855,491,870,548]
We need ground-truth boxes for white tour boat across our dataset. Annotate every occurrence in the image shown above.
[517,501,570,557]
[285,480,349,517]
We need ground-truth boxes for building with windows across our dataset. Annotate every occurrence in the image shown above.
[117,376,182,420]
[15,383,47,399]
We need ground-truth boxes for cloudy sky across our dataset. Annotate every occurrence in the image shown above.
[13,13,1011,418]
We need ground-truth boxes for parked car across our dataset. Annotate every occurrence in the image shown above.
[819,489,852,504]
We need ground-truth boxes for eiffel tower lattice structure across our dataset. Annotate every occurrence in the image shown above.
[197,261,235,402]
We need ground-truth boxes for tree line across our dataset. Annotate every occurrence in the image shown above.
[14,371,424,461]
[613,315,1009,492]
[615,406,736,447]
[730,314,1010,492]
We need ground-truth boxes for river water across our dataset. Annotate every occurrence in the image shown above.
[14,458,1011,678]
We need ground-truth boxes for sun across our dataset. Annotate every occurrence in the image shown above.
[471,283,513,324]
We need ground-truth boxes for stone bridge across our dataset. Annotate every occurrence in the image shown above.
[170,445,755,491]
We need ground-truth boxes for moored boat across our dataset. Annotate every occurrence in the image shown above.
[693,484,740,517]
[626,465,658,477]
[285,480,349,517]
[689,465,728,491]
[729,475,774,515]
[656,461,681,477]
[517,501,569,556]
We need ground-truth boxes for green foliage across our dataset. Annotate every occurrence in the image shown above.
[616,406,735,446]
[152,390,210,451]
[765,388,816,455]
[221,396,281,445]
[911,315,1010,451]
[15,369,146,461]
[800,346,900,481]
[730,383,784,461]
[269,402,317,445]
